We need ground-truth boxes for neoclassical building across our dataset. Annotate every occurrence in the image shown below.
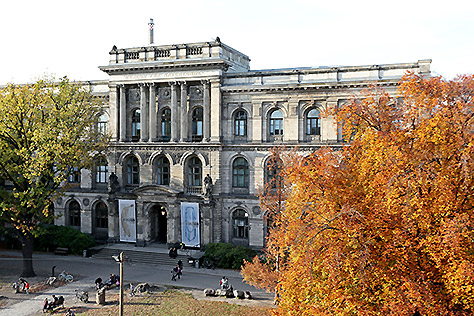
[54,38,431,249]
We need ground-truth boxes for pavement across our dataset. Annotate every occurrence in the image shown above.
[0,248,273,315]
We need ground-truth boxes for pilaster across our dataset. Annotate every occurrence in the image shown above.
[148,83,157,142]
[139,84,148,142]
[210,79,221,142]
[119,85,127,142]
[180,82,188,142]
[202,80,210,142]
[170,82,178,142]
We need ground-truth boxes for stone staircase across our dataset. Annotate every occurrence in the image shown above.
[91,247,191,266]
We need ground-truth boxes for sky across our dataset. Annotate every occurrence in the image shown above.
[1,0,473,85]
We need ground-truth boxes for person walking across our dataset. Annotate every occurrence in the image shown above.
[25,282,30,295]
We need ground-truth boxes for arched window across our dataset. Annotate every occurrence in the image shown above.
[192,107,203,141]
[68,200,81,227]
[131,109,141,141]
[232,209,249,239]
[161,108,171,141]
[95,201,108,229]
[232,157,249,188]
[265,157,283,188]
[127,156,140,185]
[269,110,283,135]
[98,113,108,135]
[234,110,247,136]
[188,157,202,187]
[155,156,170,185]
[306,108,321,135]
[94,156,108,185]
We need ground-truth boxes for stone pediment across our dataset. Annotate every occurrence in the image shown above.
[132,184,181,196]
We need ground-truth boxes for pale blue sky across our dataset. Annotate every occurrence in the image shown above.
[1,0,473,84]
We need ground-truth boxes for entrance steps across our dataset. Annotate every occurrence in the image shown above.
[91,245,195,267]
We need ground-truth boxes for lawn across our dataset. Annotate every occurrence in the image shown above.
[75,290,272,316]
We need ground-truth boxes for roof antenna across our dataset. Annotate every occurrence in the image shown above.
[148,18,154,45]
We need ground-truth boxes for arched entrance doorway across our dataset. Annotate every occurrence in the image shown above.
[150,204,167,243]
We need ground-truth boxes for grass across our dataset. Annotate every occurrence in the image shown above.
[75,290,272,316]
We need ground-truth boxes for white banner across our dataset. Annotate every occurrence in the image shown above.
[119,199,136,242]
[181,202,200,248]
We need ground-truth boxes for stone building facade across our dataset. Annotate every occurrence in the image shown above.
[53,39,431,249]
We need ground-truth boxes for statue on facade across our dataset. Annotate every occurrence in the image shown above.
[203,174,213,198]
[109,172,120,193]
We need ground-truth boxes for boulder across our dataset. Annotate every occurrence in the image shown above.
[244,291,252,299]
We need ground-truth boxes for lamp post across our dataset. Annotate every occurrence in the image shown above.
[113,252,124,316]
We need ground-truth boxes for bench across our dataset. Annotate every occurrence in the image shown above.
[54,247,69,255]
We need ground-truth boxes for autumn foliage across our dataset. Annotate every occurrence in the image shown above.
[241,73,474,315]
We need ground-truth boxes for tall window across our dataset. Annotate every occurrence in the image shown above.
[131,109,141,140]
[68,167,81,184]
[155,156,170,185]
[269,110,283,135]
[188,157,202,187]
[234,110,247,136]
[95,157,108,184]
[95,201,108,229]
[306,108,321,135]
[161,108,171,141]
[69,200,81,227]
[232,157,249,188]
[265,157,283,188]
[192,107,203,141]
[127,156,140,185]
[98,113,107,135]
[232,209,249,239]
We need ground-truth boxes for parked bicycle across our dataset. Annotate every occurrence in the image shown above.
[75,289,89,303]
[58,271,74,282]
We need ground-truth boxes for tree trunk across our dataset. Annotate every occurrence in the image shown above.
[19,232,36,277]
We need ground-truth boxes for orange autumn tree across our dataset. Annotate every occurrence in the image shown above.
[241,73,474,315]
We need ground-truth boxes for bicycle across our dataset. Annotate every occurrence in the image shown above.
[74,289,89,303]
[58,271,74,282]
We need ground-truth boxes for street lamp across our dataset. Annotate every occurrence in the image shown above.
[112,252,124,316]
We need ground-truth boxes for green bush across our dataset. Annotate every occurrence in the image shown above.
[34,224,95,255]
[200,243,257,270]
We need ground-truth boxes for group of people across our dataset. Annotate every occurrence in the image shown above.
[42,295,65,312]
[220,276,232,290]
[95,273,120,290]
[171,260,183,281]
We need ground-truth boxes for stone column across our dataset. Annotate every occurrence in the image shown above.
[210,79,221,142]
[109,85,119,141]
[119,85,127,142]
[140,84,148,142]
[202,80,210,142]
[170,83,178,142]
[149,83,156,142]
[180,82,188,142]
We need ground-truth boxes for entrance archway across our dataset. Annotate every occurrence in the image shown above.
[150,204,167,243]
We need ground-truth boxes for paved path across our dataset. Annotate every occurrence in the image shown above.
[0,249,272,315]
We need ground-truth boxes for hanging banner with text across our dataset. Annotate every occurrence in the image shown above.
[180,202,200,248]
[119,199,136,243]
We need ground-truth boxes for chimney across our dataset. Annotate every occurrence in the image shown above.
[148,18,154,45]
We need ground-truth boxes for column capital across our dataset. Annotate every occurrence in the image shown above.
[179,81,187,86]
[168,81,178,87]
[200,79,210,87]
[139,83,146,88]
[146,82,155,87]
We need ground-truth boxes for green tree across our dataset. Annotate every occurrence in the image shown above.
[0,77,108,276]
